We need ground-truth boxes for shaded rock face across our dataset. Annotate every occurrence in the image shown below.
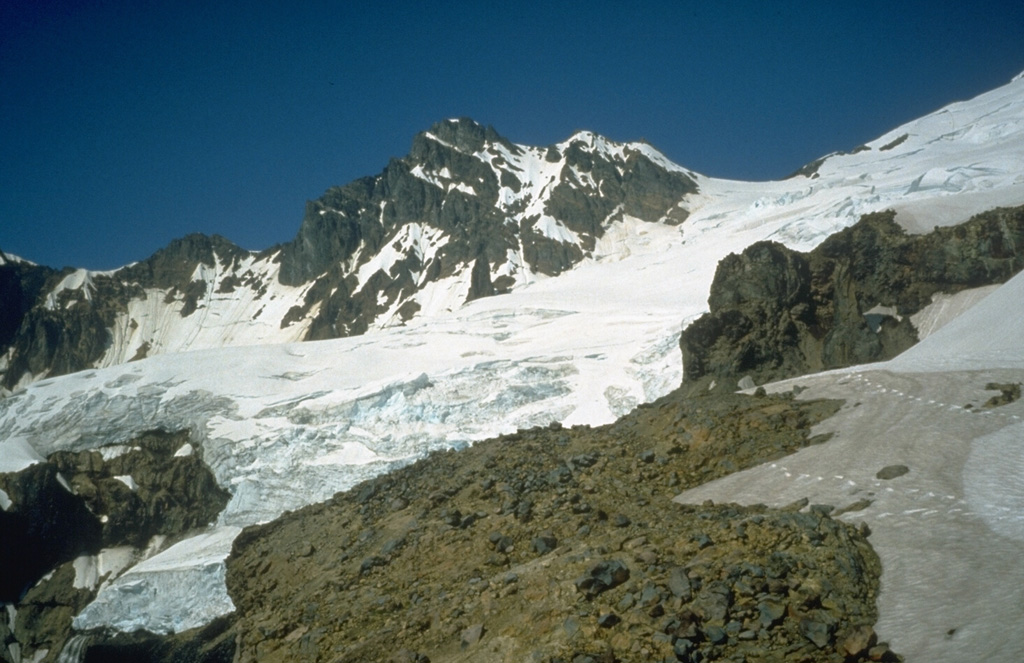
[219,388,893,663]
[47,429,231,548]
[5,563,96,663]
[1,121,697,389]
[0,430,230,663]
[681,206,1024,387]
[0,462,102,603]
[3,301,123,390]
[76,616,237,663]
[0,256,55,363]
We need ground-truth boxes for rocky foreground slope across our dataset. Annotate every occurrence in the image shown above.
[75,387,906,663]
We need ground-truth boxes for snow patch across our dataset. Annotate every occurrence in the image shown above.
[44,269,97,310]
[114,475,138,491]
[0,437,45,474]
[72,547,136,591]
[73,527,240,635]
[964,422,1024,542]
[98,254,312,368]
[910,285,1000,340]
[99,445,139,461]
[532,216,581,244]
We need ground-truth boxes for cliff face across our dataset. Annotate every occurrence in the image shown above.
[681,205,1024,389]
[0,234,250,391]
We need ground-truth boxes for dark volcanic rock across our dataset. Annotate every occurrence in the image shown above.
[575,560,631,597]
[681,206,1024,387]
[982,381,1022,408]
[48,429,231,547]
[875,465,910,480]
[0,252,56,366]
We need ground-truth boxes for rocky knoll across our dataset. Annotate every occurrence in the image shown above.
[215,389,897,663]
[0,430,229,661]
[681,205,1024,388]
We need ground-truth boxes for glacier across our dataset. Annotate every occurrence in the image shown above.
[2,71,1024,644]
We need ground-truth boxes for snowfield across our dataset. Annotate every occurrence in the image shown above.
[2,72,1024,649]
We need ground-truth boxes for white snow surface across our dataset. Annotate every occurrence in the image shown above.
[97,252,316,368]
[0,437,45,474]
[72,527,241,634]
[2,73,1024,637]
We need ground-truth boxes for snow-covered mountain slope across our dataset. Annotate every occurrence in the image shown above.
[2,71,1024,647]
[5,69,1024,393]
[0,121,698,391]
[676,269,1024,663]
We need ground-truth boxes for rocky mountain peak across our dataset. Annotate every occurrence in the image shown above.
[118,233,251,287]
[420,117,515,156]
[1,117,703,389]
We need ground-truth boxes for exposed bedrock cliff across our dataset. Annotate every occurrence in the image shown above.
[681,205,1024,388]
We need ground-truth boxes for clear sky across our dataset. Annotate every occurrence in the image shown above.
[3,1,1023,270]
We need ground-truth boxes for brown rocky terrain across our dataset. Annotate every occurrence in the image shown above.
[2,373,903,663]
[216,388,898,663]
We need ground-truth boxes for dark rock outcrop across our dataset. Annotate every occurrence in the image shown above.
[0,430,231,662]
[0,463,102,603]
[47,429,231,548]
[0,252,55,363]
[0,234,250,391]
[681,206,1024,387]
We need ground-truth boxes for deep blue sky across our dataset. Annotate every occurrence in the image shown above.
[3,1,1023,270]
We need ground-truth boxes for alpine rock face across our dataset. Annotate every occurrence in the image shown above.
[2,71,1024,663]
[0,120,697,392]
